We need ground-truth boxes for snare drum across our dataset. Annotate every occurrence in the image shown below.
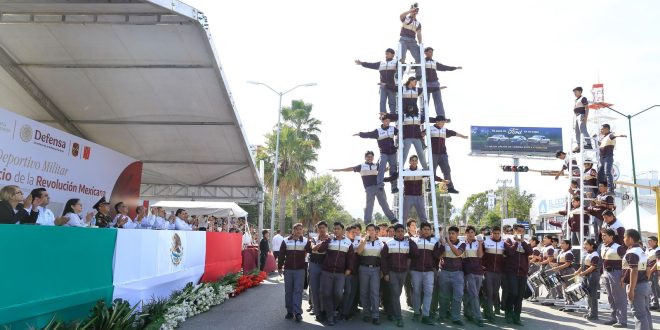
[529,271,545,289]
[564,282,588,303]
[542,272,563,288]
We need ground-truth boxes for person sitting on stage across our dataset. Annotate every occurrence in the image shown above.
[314,222,355,326]
[409,222,440,325]
[428,115,467,194]
[547,239,576,312]
[601,228,628,327]
[422,47,462,117]
[381,223,416,327]
[587,182,616,243]
[438,226,466,325]
[575,238,600,321]
[602,209,625,245]
[646,236,660,311]
[92,197,112,228]
[0,185,39,225]
[278,223,312,323]
[61,198,94,227]
[355,48,398,114]
[503,224,532,325]
[356,223,386,325]
[483,226,505,322]
[355,115,399,193]
[622,228,652,330]
[462,225,485,327]
[332,151,397,224]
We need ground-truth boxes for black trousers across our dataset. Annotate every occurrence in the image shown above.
[259,253,267,271]
[505,273,527,317]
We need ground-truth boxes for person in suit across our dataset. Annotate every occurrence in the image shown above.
[0,185,38,224]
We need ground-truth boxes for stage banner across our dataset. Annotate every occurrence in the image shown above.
[112,229,206,308]
[201,232,242,282]
[470,126,562,158]
[0,108,142,218]
[0,226,116,328]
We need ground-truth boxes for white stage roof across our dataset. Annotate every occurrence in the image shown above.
[152,201,248,218]
[0,0,262,203]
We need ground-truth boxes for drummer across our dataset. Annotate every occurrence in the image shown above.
[547,239,575,311]
[538,235,560,304]
[574,238,600,321]
[528,237,542,301]
[601,228,628,327]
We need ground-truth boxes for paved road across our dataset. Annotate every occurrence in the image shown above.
[180,275,660,330]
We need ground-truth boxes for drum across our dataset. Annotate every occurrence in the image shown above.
[564,282,588,303]
[529,271,545,289]
[542,272,563,288]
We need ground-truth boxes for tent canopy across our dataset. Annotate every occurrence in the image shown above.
[0,0,262,204]
[152,201,247,218]
[617,204,658,235]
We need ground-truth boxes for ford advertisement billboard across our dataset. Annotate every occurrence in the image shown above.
[470,126,563,158]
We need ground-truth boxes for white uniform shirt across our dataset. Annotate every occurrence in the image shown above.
[63,212,87,227]
[174,217,192,231]
[35,206,55,226]
[140,214,156,229]
[272,234,284,252]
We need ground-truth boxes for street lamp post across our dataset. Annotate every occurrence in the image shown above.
[606,105,659,232]
[248,81,317,239]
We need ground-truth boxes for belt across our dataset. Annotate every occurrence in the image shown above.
[604,267,621,272]
[360,264,380,268]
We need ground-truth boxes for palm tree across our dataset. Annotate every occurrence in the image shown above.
[282,100,322,148]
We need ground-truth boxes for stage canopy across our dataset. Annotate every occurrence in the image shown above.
[152,201,248,218]
[617,204,658,235]
[0,0,262,204]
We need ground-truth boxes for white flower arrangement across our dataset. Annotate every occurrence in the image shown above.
[158,282,234,330]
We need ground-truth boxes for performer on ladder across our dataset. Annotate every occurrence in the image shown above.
[393,77,431,170]
[601,228,628,327]
[582,159,598,199]
[587,181,616,244]
[355,49,398,114]
[422,47,462,117]
[595,123,626,194]
[575,238,600,321]
[355,115,399,193]
[572,87,592,152]
[331,151,397,224]
[385,155,444,223]
[428,114,467,194]
[553,151,579,180]
[398,3,422,79]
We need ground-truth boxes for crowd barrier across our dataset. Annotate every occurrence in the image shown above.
[0,226,242,328]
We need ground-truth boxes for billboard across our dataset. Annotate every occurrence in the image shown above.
[470,126,562,158]
[0,108,142,218]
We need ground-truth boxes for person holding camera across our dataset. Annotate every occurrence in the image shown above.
[399,3,422,79]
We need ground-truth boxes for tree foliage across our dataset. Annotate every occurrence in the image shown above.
[460,188,535,228]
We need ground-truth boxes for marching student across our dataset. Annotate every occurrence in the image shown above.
[314,222,355,326]
[428,115,467,194]
[341,225,360,320]
[410,222,441,325]
[355,48,398,114]
[398,3,422,79]
[602,209,626,246]
[355,115,398,193]
[438,226,466,325]
[538,235,558,303]
[309,221,330,322]
[646,236,660,311]
[332,151,397,224]
[547,239,576,312]
[596,123,627,193]
[381,223,416,327]
[503,224,532,325]
[422,47,462,117]
[277,223,313,322]
[601,228,628,327]
[462,226,485,327]
[391,155,434,222]
[572,87,592,152]
[574,238,601,321]
[622,229,652,330]
[483,226,506,321]
[356,224,385,325]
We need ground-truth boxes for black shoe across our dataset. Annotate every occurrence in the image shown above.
[421,316,436,325]
[447,188,459,194]
[572,147,580,153]
[306,307,313,312]
[563,308,575,313]
[391,187,399,194]
[387,315,396,322]
[390,218,399,224]
[315,316,324,322]
[295,314,302,322]
[396,319,404,327]
[412,313,421,322]
[541,302,555,306]
[513,318,523,326]
[327,319,335,326]
[452,320,465,326]
[363,316,371,323]
[372,318,381,325]
[465,315,474,322]
[584,144,593,150]
[285,313,294,320]
[436,316,446,323]
[612,324,627,328]
[477,320,485,327]
[651,305,660,311]
[494,309,501,315]
[603,320,617,326]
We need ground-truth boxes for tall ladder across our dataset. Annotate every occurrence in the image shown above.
[393,42,441,238]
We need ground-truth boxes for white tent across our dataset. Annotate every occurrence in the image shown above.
[152,201,248,218]
[617,204,658,235]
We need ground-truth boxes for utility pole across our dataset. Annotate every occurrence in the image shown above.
[497,179,512,219]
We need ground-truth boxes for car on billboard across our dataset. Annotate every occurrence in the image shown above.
[528,135,550,145]
[487,134,508,144]
[510,135,527,145]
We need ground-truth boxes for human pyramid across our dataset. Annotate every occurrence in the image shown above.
[274,3,658,329]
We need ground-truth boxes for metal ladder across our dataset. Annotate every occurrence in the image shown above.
[391,42,441,238]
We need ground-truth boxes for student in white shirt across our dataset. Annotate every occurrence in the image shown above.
[61,198,93,227]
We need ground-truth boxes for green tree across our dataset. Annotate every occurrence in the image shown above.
[461,188,535,227]
[298,175,342,230]
[373,212,386,223]
[481,211,502,228]
[460,192,489,226]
